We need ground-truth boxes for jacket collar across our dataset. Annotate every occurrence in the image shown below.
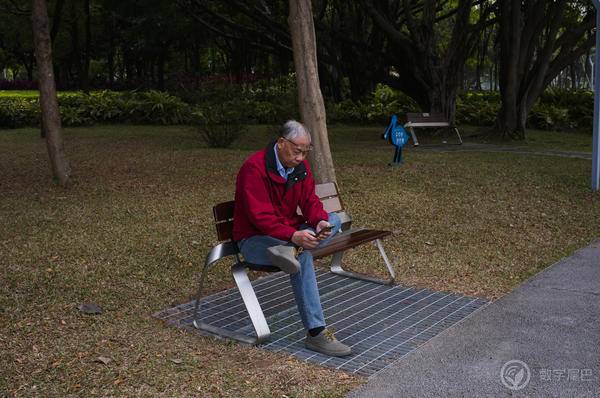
[265,140,308,189]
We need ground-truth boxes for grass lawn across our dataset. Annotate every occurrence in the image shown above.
[0,90,40,98]
[459,124,593,152]
[0,90,85,98]
[1,124,598,397]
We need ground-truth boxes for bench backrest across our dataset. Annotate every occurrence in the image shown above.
[212,182,346,242]
[406,112,449,124]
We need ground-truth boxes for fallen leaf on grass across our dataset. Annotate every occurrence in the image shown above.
[77,303,103,315]
[95,356,112,365]
[170,358,183,364]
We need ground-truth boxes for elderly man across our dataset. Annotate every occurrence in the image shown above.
[232,120,352,357]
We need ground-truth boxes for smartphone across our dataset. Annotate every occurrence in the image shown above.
[315,225,333,238]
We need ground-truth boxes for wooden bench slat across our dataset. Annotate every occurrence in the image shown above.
[321,196,343,213]
[216,221,234,242]
[315,182,338,198]
[311,229,391,259]
[214,201,235,222]
[406,113,449,124]
[406,112,446,118]
[405,121,450,127]
[404,111,462,146]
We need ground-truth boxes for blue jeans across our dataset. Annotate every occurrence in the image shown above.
[238,212,342,331]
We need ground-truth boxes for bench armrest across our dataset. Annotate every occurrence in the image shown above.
[311,228,391,259]
[205,241,239,268]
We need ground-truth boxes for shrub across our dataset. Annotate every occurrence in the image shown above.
[57,90,125,123]
[456,92,500,126]
[528,104,573,130]
[327,99,367,123]
[60,106,93,126]
[0,84,593,132]
[539,89,593,130]
[365,84,419,122]
[0,90,193,128]
[0,97,39,128]
[125,90,192,124]
[176,74,298,125]
[196,100,248,148]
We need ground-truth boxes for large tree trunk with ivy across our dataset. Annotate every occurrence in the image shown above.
[32,0,71,186]
[494,0,595,140]
[288,0,336,184]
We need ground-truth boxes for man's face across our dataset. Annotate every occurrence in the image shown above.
[276,135,312,168]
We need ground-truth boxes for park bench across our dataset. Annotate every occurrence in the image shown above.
[404,112,463,146]
[192,182,395,345]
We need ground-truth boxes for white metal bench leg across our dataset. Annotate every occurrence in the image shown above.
[231,263,271,344]
[454,127,463,145]
[375,239,396,281]
[329,239,395,285]
[193,262,271,345]
[409,126,419,146]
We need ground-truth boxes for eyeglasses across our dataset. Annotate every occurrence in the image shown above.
[281,136,313,157]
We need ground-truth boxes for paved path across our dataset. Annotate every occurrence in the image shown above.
[347,241,600,398]
[410,143,592,159]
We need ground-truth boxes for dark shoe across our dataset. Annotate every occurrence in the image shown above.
[266,245,301,274]
[305,328,352,357]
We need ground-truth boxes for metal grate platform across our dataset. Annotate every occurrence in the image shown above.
[154,270,488,377]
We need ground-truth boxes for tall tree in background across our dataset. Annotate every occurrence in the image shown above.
[314,1,388,100]
[289,0,336,184]
[32,0,71,186]
[361,0,494,123]
[495,0,595,139]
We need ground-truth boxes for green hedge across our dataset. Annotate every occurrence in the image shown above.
[0,90,192,128]
[455,90,592,131]
[329,88,592,131]
[326,84,420,124]
[0,86,593,132]
[0,97,39,128]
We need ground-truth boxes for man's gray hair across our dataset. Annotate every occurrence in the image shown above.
[278,120,311,141]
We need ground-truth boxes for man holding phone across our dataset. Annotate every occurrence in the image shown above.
[232,120,351,357]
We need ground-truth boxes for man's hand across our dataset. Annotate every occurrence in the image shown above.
[316,220,332,241]
[292,229,319,249]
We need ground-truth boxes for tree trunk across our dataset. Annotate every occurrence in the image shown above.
[107,45,114,87]
[570,63,577,89]
[492,0,592,140]
[361,0,484,125]
[288,0,336,184]
[69,1,82,90]
[50,0,65,44]
[495,0,524,139]
[24,52,34,81]
[157,50,166,90]
[32,0,71,186]
[81,0,91,92]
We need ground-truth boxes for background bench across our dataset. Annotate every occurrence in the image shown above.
[404,112,463,146]
[192,182,395,345]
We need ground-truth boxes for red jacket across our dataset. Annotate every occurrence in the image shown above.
[232,142,328,242]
